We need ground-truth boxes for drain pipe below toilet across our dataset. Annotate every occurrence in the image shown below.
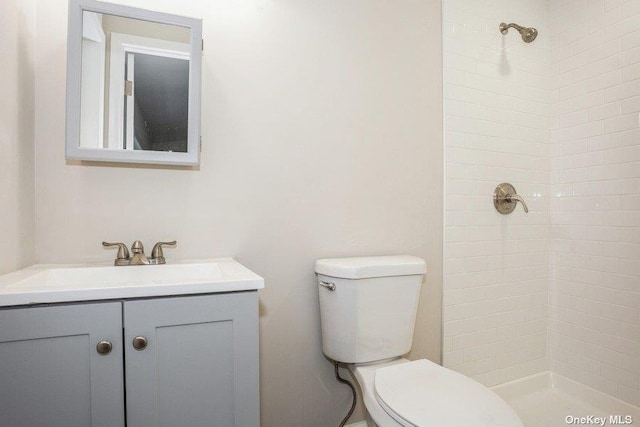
[334,362,357,427]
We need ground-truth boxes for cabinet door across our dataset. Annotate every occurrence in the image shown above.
[0,302,125,427]
[124,292,259,427]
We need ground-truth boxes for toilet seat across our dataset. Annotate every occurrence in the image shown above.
[373,359,523,427]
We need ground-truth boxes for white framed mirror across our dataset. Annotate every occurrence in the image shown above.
[66,0,202,165]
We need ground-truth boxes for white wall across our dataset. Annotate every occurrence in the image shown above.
[549,0,640,407]
[442,0,552,386]
[0,0,36,275]
[33,0,444,425]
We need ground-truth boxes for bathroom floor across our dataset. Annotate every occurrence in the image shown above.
[493,372,640,427]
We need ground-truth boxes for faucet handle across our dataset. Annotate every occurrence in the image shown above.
[102,242,130,264]
[151,241,177,264]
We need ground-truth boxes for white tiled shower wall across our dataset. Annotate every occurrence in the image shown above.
[444,0,640,406]
[442,0,552,386]
[548,0,640,406]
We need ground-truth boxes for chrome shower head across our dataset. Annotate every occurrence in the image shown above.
[500,22,538,43]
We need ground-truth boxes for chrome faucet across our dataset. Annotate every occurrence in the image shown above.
[102,240,176,266]
[130,240,150,265]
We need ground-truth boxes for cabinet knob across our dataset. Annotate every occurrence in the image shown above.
[96,340,113,355]
[132,336,148,351]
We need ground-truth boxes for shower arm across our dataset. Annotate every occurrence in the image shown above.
[500,23,525,34]
[499,22,538,43]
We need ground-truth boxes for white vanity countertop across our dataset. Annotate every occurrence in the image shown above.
[0,258,264,307]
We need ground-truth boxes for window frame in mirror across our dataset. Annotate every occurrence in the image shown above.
[65,0,202,166]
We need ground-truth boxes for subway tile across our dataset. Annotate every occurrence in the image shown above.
[443,0,640,404]
[623,0,640,18]
[621,96,640,114]
[573,90,606,111]
[587,102,622,121]
[622,28,640,51]
[572,121,603,139]
[587,133,620,151]
[605,80,640,102]
[605,12,640,41]
[604,112,640,133]
[622,45,640,67]
[622,61,640,83]
[620,128,640,146]
[604,0,623,12]
[600,301,640,324]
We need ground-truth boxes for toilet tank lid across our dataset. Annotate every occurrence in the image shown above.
[315,256,426,279]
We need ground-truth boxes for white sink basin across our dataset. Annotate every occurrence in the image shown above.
[0,258,264,307]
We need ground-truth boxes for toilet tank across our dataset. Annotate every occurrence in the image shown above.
[315,256,426,364]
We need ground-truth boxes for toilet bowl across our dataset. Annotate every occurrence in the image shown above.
[351,358,522,427]
[316,256,523,427]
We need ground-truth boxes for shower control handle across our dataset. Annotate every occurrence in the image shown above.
[493,183,529,214]
[507,194,529,213]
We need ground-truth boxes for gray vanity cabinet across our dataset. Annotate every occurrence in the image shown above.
[0,292,259,427]
[124,293,260,427]
[0,303,125,427]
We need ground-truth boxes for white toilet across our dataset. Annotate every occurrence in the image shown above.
[316,255,523,427]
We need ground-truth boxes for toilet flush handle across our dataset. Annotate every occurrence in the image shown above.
[319,281,336,291]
